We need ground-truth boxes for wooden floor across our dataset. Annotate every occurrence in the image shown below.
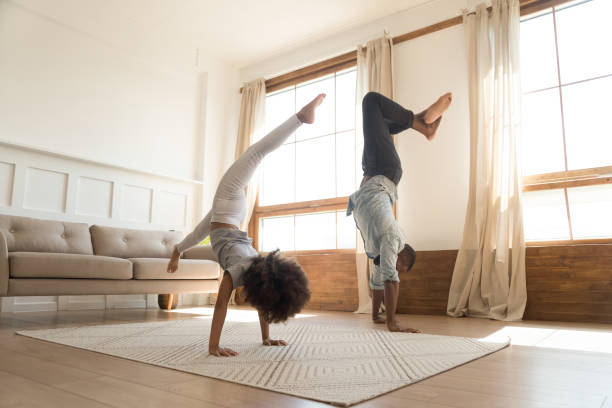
[1,307,611,408]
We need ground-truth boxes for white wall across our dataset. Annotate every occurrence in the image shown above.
[0,0,240,189]
[0,1,240,311]
[0,1,200,180]
[393,25,470,251]
[197,64,241,212]
[240,0,472,250]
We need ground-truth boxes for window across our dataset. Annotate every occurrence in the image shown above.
[520,0,612,243]
[252,69,359,252]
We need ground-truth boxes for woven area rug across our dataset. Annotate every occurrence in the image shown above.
[17,318,509,406]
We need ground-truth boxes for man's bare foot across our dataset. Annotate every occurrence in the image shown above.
[373,316,386,324]
[388,322,421,333]
[412,114,442,141]
[166,245,180,273]
[423,92,452,124]
[297,93,326,124]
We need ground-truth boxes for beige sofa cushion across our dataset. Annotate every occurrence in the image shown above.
[90,225,182,259]
[182,245,217,261]
[9,252,132,279]
[130,258,219,280]
[0,214,93,255]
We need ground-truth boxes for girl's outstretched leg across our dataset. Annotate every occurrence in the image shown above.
[166,93,326,273]
[212,93,326,205]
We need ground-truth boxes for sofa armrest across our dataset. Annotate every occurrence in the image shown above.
[182,245,217,262]
[0,231,8,295]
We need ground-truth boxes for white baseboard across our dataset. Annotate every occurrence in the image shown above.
[105,295,147,309]
[57,295,106,311]
[1,296,58,313]
[0,293,212,312]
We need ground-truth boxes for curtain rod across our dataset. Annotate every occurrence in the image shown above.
[241,0,572,94]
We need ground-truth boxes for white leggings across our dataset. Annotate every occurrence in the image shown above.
[176,114,302,253]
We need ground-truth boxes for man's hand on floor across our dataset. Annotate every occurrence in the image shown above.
[387,323,421,333]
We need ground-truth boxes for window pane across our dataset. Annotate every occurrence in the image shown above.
[521,88,566,175]
[295,76,335,141]
[336,130,356,197]
[336,70,357,132]
[337,210,356,249]
[562,76,612,170]
[567,184,612,239]
[295,212,336,250]
[265,87,295,144]
[520,11,559,92]
[260,216,294,251]
[295,135,335,202]
[522,189,570,241]
[261,143,295,205]
[556,0,612,84]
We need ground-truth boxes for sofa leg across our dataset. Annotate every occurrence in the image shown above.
[158,294,178,310]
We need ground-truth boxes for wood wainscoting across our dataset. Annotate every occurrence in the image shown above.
[397,250,457,316]
[524,245,612,323]
[293,252,359,312]
[395,245,612,323]
[294,245,612,323]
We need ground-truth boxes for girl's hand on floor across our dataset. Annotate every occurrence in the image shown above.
[262,338,288,346]
[209,345,239,357]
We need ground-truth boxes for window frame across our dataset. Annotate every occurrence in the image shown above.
[250,197,353,254]
[249,0,605,251]
[251,68,358,253]
[520,0,612,245]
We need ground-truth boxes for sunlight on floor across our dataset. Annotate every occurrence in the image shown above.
[170,307,318,323]
[480,326,612,354]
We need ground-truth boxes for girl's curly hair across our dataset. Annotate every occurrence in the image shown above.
[242,249,311,323]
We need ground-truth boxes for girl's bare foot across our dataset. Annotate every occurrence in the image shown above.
[166,245,180,273]
[423,92,452,124]
[297,93,326,124]
[413,114,442,141]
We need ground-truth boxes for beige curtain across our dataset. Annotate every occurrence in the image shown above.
[227,78,265,305]
[354,35,394,314]
[447,0,526,321]
[235,78,266,231]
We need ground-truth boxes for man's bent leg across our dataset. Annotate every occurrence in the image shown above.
[363,92,414,134]
[361,92,414,185]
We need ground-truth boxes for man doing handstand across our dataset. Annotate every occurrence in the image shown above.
[347,91,452,333]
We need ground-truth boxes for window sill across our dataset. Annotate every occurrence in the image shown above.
[262,249,356,256]
[526,238,612,246]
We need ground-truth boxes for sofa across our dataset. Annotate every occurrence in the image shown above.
[0,214,220,300]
